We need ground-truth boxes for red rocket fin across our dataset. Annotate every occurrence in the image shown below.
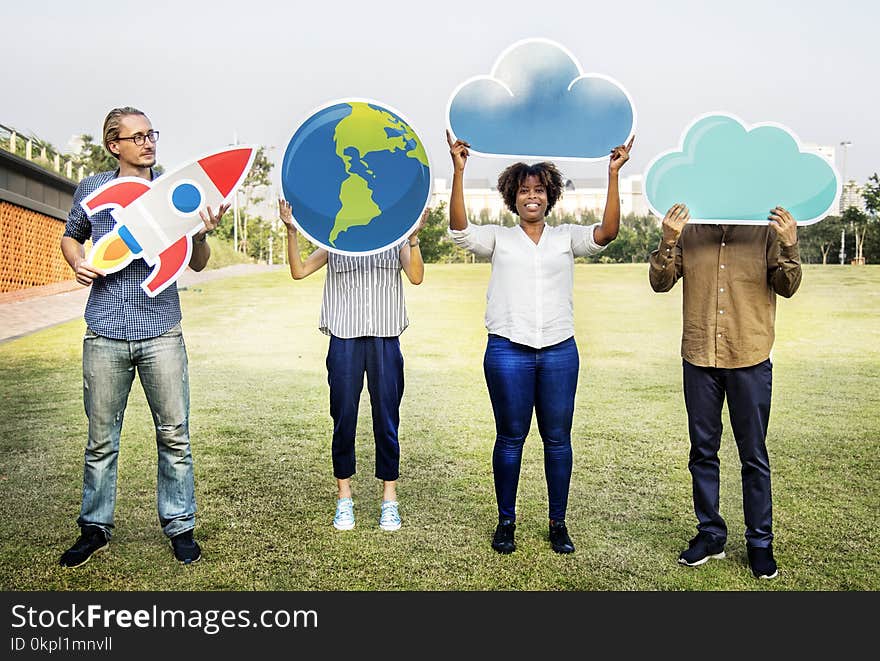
[142,236,192,297]
[198,148,254,197]
[81,179,151,213]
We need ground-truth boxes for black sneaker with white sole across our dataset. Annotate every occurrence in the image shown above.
[59,526,109,568]
[678,532,726,566]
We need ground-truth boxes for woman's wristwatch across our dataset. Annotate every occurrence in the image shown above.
[408,237,420,247]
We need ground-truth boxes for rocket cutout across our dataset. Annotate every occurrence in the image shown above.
[82,146,256,297]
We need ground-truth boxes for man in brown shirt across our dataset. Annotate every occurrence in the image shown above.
[649,203,801,579]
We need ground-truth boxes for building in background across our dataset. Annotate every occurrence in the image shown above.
[841,180,866,212]
[0,147,76,293]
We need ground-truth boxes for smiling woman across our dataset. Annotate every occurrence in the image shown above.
[445,128,634,556]
[496,162,564,223]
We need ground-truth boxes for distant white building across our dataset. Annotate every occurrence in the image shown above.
[65,134,86,156]
[841,180,866,213]
[430,174,650,221]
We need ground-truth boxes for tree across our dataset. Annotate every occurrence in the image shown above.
[864,173,880,215]
[862,173,880,264]
[798,215,844,264]
[842,206,869,265]
[244,216,274,263]
[546,209,578,226]
[582,214,662,263]
[594,221,637,263]
[579,209,600,224]
[71,134,117,176]
[417,202,456,263]
[16,133,56,171]
[861,219,880,264]
[234,146,274,253]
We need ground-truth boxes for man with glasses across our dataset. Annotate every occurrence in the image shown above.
[59,107,228,567]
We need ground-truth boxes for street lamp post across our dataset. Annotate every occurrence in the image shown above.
[839,141,851,213]
[839,141,852,264]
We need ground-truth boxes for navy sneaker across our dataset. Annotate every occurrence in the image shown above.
[549,520,575,554]
[492,519,516,554]
[59,526,109,568]
[747,544,779,579]
[678,532,726,567]
[170,530,202,564]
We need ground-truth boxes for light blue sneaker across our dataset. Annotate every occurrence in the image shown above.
[379,500,401,531]
[333,497,355,530]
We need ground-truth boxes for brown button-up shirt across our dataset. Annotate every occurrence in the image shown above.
[649,224,802,369]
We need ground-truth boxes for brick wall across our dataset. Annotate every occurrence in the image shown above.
[0,201,73,292]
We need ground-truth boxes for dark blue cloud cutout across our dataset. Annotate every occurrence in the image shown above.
[447,38,635,160]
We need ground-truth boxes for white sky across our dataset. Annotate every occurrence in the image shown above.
[3,0,876,192]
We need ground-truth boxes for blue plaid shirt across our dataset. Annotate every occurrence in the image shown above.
[64,170,182,341]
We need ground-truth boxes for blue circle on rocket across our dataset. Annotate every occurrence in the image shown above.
[172,183,201,213]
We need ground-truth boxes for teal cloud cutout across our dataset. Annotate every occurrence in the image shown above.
[644,114,840,224]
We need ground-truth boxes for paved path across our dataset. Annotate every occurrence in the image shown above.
[0,264,282,344]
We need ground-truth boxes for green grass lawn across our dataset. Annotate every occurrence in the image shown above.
[1,264,877,590]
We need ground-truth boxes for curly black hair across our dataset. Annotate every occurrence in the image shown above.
[497,162,565,216]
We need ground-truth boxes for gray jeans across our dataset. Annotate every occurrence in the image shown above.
[78,324,196,539]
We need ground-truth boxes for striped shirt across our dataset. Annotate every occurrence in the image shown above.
[449,222,605,348]
[64,170,183,341]
[319,244,409,338]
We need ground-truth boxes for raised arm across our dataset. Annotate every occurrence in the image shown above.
[400,208,427,285]
[188,202,229,272]
[593,135,634,246]
[648,203,688,292]
[767,206,802,297]
[279,198,327,279]
[446,129,469,231]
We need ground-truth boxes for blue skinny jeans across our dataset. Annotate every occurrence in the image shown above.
[483,334,579,523]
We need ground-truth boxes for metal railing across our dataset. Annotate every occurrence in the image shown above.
[0,123,88,181]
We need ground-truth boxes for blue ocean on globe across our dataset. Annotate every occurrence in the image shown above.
[281,101,431,254]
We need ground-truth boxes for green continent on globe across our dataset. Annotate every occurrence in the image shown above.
[329,102,430,245]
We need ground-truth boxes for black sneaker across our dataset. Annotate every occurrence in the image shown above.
[170,530,202,564]
[678,532,726,566]
[59,526,108,568]
[549,520,575,554]
[491,519,516,554]
[747,544,779,579]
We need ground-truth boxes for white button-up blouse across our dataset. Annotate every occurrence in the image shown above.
[449,222,605,348]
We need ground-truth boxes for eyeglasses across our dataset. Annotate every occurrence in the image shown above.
[115,130,160,146]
